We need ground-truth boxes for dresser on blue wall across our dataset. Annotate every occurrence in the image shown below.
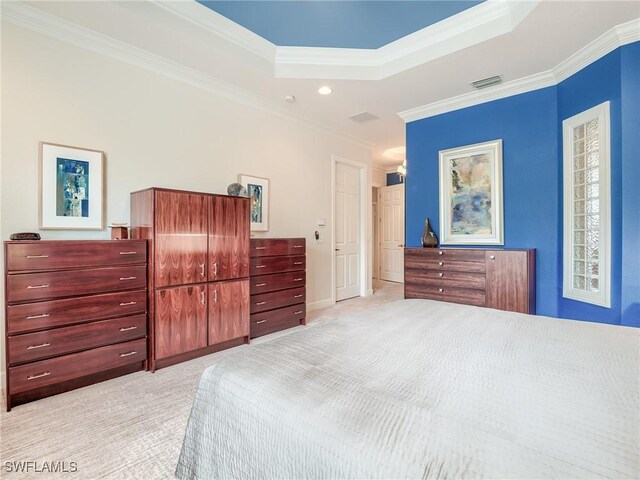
[405,43,639,327]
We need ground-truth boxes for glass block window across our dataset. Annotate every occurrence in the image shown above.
[562,102,611,307]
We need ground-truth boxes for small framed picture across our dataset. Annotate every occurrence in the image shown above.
[39,142,105,230]
[439,139,504,245]
[238,174,269,232]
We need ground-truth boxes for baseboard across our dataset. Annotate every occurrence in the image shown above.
[307,298,334,312]
[367,289,374,296]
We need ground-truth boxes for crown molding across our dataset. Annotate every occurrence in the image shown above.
[153,0,276,62]
[398,71,556,123]
[399,18,640,123]
[1,2,374,150]
[274,0,539,80]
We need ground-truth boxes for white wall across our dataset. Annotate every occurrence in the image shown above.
[0,23,373,388]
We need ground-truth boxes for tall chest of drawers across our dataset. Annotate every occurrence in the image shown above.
[249,238,306,338]
[405,248,536,314]
[4,240,148,410]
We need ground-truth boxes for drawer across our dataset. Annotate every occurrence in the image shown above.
[7,290,147,335]
[6,240,146,273]
[9,338,146,394]
[405,248,486,262]
[405,257,485,273]
[251,304,306,338]
[250,255,305,276]
[405,285,485,307]
[6,265,147,303]
[405,270,485,290]
[250,271,306,295]
[8,314,147,365]
[250,238,305,257]
[251,287,305,314]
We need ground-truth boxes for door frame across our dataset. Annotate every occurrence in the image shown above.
[331,155,368,304]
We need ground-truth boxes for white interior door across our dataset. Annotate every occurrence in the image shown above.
[380,184,405,283]
[335,162,361,301]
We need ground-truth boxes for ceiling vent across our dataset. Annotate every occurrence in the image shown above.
[348,111,379,124]
[470,75,503,89]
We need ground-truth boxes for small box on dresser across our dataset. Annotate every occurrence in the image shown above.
[4,240,148,411]
[250,238,306,338]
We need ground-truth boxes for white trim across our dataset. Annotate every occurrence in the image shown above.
[1,1,374,150]
[331,155,369,304]
[399,18,640,122]
[562,101,611,308]
[306,298,335,312]
[274,0,537,80]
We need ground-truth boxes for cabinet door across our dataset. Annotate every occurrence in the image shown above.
[485,251,532,314]
[209,196,250,281]
[208,279,249,345]
[155,190,208,287]
[155,285,207,359]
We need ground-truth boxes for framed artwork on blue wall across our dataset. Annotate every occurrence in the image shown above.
[438,139,504,245]
[39,142,105,230]
[238,173,269,231]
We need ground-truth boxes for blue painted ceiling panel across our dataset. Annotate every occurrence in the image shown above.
[198,1,485,49]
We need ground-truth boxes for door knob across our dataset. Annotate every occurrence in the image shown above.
[335,248,340,251]
[398,244,404,247]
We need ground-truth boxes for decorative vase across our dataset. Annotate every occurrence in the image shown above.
[421,218,438,248]
[227,183,247,197]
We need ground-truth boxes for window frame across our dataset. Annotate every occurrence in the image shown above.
[562,101,611,307]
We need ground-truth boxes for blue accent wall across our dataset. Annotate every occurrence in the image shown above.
[406,43,639,325]
[386,172,403,186]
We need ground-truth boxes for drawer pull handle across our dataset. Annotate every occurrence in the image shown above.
[490,255,496,260]
[294,310,303,315]
[293,245,303,248]
[294,278,303,282]
[120,351,138,358]
[119,277,137,281]
[119,251,137,255]
[438,273,444,277]
[120,301,137,306]
[213,290,218,304]
[438,251,443,256]
[25,254,49,259]
[293,262,303,265]
[119,326,138,332]
[438,262,443,266]
[256,320,267,324]
[255,265,266,269]
[438,288,444,293]
[255,283,267,287]
[26,313,50,319]
[27,371,51,381]
[294,294,303,298]
[26,284,49,289]
[200,263,205,278]
[27,342,50,350]
[256,301,267,306]
[213,262,218,276]
[255,246,267,250]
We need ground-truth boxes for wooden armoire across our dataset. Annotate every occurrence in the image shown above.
[130,187,250,370]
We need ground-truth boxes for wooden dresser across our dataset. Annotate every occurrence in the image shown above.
[249,238,306,338]
[4,240,148,410]
[404,248,536,314]
[130,187,250,370]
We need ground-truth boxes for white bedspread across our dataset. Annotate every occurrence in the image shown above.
[176,299,640,479]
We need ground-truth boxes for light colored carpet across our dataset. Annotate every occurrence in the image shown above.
[0,280,402,479]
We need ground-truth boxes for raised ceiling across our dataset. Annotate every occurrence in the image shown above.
[198,1,484,49]
[4,1,639,168]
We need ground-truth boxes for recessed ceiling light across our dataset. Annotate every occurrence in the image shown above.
[318,86,333,95]
[283,95,296,103]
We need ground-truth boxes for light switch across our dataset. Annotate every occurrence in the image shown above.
[317,218,326,226]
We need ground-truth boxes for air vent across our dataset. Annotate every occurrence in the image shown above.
[348,111,379,124]
[470,75,503,89]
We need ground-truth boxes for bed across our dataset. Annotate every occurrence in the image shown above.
[175,299,639,479]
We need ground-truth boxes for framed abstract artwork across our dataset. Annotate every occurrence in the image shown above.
[39,142,105,230]
[438,139,504,245]
[238,174,269,231]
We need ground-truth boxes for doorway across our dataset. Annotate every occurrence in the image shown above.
[333,157,367,302]
[378,184,405,283]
